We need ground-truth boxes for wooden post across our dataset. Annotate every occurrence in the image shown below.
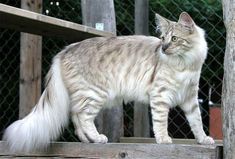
[82,0,116,34]
[134,0,150,137]
[222,0,235,158]
[19,0,42,118]
[135,0,149,35]
[81,0,123,142]
[134,102,150,137]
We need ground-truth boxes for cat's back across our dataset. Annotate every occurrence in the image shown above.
[61,36,161,86]
[62,35,161,59]
[60,35,161,102]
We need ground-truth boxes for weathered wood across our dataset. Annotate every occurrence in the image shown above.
[120,137,223,145]
[19,0,42,118]
[135,0,149,35]
[133,0,150,137]
[96,107,124,142]
[0,141,222,159]
[222,1,235,159]
[19,33,42,118]
[0,4,114,42]
[134,103,150,137]
[82,0,117,34]
[82,0,123,142]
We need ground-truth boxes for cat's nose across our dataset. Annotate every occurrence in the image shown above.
[162,43,170,52]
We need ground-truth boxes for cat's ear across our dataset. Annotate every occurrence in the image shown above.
[155,13,172,38]
[178,12,195,33]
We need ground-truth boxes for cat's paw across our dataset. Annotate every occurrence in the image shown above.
[94,134,108,144]
[156,135,172,144]
[197,136,215,145]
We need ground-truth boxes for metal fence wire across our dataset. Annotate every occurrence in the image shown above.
[0,0,225,141]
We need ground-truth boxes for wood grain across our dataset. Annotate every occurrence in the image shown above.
[0,3,114,42]
[222,0,235,158]
[134,103,150,137]
[19,0,42,118]
[120,137,223,145]
[0,141,222,159]
[133,0,150,138]
[135,0,149,35]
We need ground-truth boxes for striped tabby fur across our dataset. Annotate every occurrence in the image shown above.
[3,12,214,152]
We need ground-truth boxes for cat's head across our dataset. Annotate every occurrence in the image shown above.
[155,12,207,61]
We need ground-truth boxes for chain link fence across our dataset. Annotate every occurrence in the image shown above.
[0,0,225,141]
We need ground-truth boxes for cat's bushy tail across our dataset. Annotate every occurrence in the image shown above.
[3,54,70,152]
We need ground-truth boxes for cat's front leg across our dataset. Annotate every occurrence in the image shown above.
[180,99,215,144]
[150,96,172,144]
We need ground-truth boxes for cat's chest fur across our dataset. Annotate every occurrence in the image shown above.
[154,66,200,106]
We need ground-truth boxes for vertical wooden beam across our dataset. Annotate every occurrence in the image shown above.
[82,0,116,34]
[81,0,123,142]
[19,0,42,118]
[134,103,150,137]
[135,0,149,35]
[222,0,235,158]
[134,0,150,137]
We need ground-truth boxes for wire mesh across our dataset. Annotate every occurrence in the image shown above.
[0,0,225,141]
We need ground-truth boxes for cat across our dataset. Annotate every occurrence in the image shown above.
[3,12,214,152]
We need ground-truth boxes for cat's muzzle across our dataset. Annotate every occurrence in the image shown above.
[162,43,170,52]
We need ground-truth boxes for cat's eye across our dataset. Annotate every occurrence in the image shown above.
[171,36,178,42]
[161,36,165,41]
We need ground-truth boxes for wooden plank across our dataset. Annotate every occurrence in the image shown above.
[0,141,222,159]
[82,0,123,143]
[19,0,42,118]
[120,137,223,145]
[0,3,114,42]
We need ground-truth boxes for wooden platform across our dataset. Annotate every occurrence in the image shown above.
[0,139,223,159]
[0,3,114,42]
[120,137,223,144]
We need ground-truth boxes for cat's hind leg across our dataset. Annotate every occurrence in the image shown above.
[71,93,108,143]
